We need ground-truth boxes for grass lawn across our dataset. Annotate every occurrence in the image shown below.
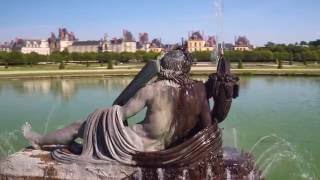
[0,62,319,78]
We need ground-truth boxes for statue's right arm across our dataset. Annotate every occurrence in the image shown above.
[120,85,151,119]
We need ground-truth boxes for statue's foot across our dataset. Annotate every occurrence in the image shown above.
[22,122,41,150]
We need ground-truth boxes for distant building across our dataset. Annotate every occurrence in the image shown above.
[67,41,102,53]
[11,39,50,55]
[187,31,216,52]
[48,33,59,52]
[223,43,234,51]
[107,38,125,52]
[234,36,253,51]
[48,28,77,52]
[163,43,179,52]
[149,38,164,53]
[204,36,216,51]
[0,42,13,52]
[136,32,150,52]
[21,39,50,55]
[122,30,136,52]
[103,30,137,53]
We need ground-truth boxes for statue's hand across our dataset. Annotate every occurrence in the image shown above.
[207,73,239,100]
[205,56,239,123]
[205,73,239,123]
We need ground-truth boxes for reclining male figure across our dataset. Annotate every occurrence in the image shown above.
[23,50,214,152]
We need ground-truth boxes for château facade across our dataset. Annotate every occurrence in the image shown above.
[187,31,216,52]
[234,36,253,51]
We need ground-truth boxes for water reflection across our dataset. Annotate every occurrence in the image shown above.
[1,78,133,101]
[0,76,319,179]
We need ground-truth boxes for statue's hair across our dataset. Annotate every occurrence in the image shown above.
[160,50,192,73]
[158,50,193,86]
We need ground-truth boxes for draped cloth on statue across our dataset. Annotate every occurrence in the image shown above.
[52,105,222,167]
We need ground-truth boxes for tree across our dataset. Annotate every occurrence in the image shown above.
[300,41,308,46]
[308,39,320,47]
[50,52,67,69]
[293,53,302,62]
[7,52,23,65]
[302,50,317,61]
[277,59,283,69]
[0,52,9,68]
[237,59,244,69]
[119,52,135,63]
[256,50,274,62]
[107,59,114,69]
[142,52,159,62]
[224,51,244,62]
[61,50,70,62]
[191,51,211,62]
[274,52,291,61]
[70,52,81,61]
[24,52,40,67]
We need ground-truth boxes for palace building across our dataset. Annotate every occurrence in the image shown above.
[67,41,102,53]
[234,36,254,51]
[187,31,216,52]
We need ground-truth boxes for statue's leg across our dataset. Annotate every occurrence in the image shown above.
[22,120,84,149]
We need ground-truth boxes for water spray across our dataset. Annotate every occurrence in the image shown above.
[213,0,224,64]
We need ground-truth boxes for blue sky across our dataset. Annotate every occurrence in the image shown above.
[0,0,319,46]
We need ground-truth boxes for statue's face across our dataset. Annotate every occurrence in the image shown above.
[160,50,192,73]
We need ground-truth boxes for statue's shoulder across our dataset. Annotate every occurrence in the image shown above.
[188,80,206,95]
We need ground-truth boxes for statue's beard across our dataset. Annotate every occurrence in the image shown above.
[157,69,192,86]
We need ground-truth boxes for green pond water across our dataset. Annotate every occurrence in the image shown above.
[0,76,319,179]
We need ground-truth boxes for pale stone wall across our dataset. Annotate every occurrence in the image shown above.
[68,45,99,53]
[234,46,251,51]
[21,40,50,55]
[103,41,137,53]
[124,41,136,52]
[59,40,74,52]
[0,47,11,52]
[188,40,206,52]
[150,47,163,53]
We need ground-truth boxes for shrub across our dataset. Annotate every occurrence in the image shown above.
[237,59,244,69]
[107,59,114,69]
[277,59,283,69]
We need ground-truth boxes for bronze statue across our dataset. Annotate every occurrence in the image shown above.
[22,49,242,179]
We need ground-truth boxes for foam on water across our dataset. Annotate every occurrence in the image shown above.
[0,130,20,158]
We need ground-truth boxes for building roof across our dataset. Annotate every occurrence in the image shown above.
[235,36,250,46]
[223,43,234,50]
[136,42,143,49]
[110,38,123,45]
[189,31,204,41]
[0,42,13,49]
[205,36,216,47]
[150,38,163,48]
[123,30,135,42]
[58,28,76,41]
[139,32,149,44]
[72,41,101,46]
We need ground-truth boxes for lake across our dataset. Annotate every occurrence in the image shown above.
[0,76,319,179]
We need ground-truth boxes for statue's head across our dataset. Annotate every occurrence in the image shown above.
[160,50,192,74]
[158,49,193,85]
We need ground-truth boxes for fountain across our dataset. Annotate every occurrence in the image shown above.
[0,1,263,179]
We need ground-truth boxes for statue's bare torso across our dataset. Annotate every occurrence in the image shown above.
[121,80,212,151]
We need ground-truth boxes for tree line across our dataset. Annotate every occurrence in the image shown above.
[192,40,320,64]
[0,51,160,69]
